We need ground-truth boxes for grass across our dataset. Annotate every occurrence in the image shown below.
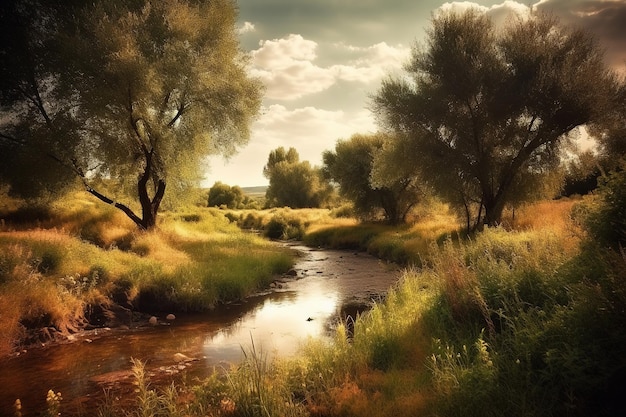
[5,190,625,416]
[0,193,295,356]
[178,196,624,417]
[303,201,459,265]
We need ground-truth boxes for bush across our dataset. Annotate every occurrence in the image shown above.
[264,216,304,240]
[581,162,626,250]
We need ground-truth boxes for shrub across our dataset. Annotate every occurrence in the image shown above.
[580,163,626,250]
[264,216,304,240]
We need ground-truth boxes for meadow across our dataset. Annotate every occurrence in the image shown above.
[2,188,625,417]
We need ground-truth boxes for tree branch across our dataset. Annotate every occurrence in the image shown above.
[167,101,188,127]
[85,185,145,229]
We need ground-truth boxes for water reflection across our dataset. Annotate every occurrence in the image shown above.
[0,246,399,416]
[204,279,340,361]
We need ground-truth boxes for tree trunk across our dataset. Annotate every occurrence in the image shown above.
[483,194,507,227]
[136,152,166,230]
[137,178,165,230]
[85,152,166,231]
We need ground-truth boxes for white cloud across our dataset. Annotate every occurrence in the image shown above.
[205,104,377,186]
[437,1,488,15]
[237,21,256,34]
[250,34,410,100]
[250,34,336,100]
[330,42,411,83]
[436,1,531,25]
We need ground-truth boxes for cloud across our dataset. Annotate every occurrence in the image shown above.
[534,0,626,71]
[237,21,255,34]
[330,42,411,83]
[436,1,531,24]
[254,104,376,154]
[250,35,336,100]
[435,1,626,71]
[249,34,410,101]
[206,104,377,186]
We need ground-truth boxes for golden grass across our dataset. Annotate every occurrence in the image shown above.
[502,198,578,231]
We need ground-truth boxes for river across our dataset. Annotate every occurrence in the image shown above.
[0,244,400,416]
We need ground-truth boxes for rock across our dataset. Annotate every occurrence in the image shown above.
[148,316,158,326]
[166,314,176,321]
[286,268,298,276]
[173,352,192,363]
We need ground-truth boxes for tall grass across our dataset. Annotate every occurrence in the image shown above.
[0,194,295,355]
[192,198,621,417]
[303,210,457,266]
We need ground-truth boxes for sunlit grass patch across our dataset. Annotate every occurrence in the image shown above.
[501,198,578,232]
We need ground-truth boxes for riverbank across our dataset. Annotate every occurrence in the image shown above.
[0,243,401,417]
[0,194,296,357]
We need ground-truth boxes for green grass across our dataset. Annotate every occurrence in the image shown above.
[0,194,295,356]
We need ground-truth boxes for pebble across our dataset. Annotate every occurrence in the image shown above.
[166,314,176,321]
[148,316,158,325]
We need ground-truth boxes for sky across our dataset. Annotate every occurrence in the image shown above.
[204,0,626,188]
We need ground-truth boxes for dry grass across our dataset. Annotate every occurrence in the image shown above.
[501,198,578,231]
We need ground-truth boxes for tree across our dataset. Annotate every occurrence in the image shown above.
[263,147,300,179]
[0,0,262,230]
[207,182,244,209]
[373,10,618,229]
[263,147,334,208]
[323,133,422,224]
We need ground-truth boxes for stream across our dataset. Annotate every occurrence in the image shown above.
[0,244,400,416]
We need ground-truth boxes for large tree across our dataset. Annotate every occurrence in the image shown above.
[323,133,422,224]
[373,10,618,229]
[0,0,262,229]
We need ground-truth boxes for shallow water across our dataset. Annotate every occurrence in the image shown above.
[0,245,400,416]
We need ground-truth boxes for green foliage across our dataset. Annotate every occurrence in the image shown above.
[264,216,305,240]
[264,147,335,208]
[373,10,618,229]
[423,227,626,417]
[323,133,422,224]
[224,342,308,417]
[562,149,602,196]
[207,181,245,209]
[304,223,426,265]
[579,161,626,250]
[0,200,295,354]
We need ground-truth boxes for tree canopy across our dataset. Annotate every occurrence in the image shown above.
[373,10,618,229]
[323,133,422,224]
[263,147,334,209]
[0,0,262,229]
[207,182,244,209]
